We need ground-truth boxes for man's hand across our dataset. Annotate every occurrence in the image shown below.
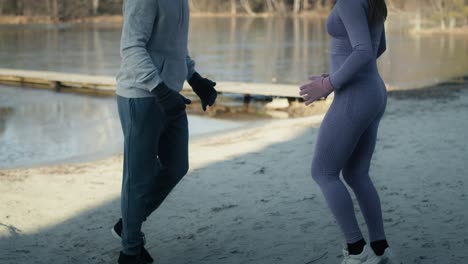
[188,72,217,112]
[151,82,191,116]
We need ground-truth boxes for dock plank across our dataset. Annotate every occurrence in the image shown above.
[0,68,302,98]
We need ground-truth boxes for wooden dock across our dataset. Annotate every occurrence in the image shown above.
[0,68,303,98]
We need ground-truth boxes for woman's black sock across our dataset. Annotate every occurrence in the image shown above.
[347,239,366,255]
[370,240,389,256]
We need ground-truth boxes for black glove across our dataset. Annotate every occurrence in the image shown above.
[151,82,191,116]
[188,72,217,112]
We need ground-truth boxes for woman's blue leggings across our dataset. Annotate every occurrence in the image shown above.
[311,80,387,243]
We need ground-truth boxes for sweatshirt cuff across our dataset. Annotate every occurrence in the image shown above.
[187,68,196,81]
[329,74,341,92]
[139,72,162,93]
[148,78,163,93]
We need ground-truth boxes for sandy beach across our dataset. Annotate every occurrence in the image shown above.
[1,81,467,264]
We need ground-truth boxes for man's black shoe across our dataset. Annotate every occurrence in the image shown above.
[112,219,153,263]
[111,218,123,240]
[118,252,148,264]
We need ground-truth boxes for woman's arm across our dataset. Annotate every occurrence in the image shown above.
[329,0,374,91]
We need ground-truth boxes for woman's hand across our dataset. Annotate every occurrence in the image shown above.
[299,74,334,106]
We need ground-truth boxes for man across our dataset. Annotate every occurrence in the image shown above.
[113,1,218,263]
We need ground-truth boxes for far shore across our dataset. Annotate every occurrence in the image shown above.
[0,13,327,25]
[1,14,467,36]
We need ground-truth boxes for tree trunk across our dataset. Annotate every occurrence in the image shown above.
[189,0,199,12]
[265,0,274,12]
[50,0,59,22]
[414,8,421,31]
[303,0,309,10]
[324,0,334,10]
[315,0,323,10]
[293,0,301,13]
[45,0,50,16]
[440,18,446,30]
[240,0,255,15]
[449,17,456,29]
[272,0,287,13]
[230,0,237,15]
[15,0,23,15]
[91,0,99,16]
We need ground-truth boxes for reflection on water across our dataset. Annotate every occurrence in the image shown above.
[0,106,14,136]
[0,85,122,168]
[0,85,244,169]
[0,17,466,89]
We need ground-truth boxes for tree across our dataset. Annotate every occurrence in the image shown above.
[293,0,301,13]
[91,0,99,16]
[50,0,59,21]
[303,0,309,10]
[240,0,255,15]
[15,0,23,15]
[230,0,237,15]
[265,0,275,12]
[273,0,287,13]
[188,0,199,12]
[429,0,466,29]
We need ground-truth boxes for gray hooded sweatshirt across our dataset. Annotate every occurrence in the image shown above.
[116,0,196,98]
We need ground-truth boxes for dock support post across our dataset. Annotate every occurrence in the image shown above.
[51,81,61,92]
[243,94,251,112]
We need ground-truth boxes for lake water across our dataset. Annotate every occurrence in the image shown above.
[0,17,467,168]
[0,17,467,88]
[0,85,244,168]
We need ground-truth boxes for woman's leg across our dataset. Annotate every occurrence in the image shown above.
[311,98,371,244]
[342,117,386,243]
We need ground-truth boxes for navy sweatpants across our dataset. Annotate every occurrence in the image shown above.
[117,95,189,255]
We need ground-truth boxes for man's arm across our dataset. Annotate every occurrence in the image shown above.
[186,54,196,81]
[121,0,161,92]
[186,51,217,112]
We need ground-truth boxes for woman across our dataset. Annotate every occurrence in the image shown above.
[299,0,400,263]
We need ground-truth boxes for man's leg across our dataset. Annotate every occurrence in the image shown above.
[145,111,189,219]
[117,96,164,255]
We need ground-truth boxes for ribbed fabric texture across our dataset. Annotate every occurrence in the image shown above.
[311,0,388,244]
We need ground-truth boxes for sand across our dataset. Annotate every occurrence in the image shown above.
[1,82,468,264]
